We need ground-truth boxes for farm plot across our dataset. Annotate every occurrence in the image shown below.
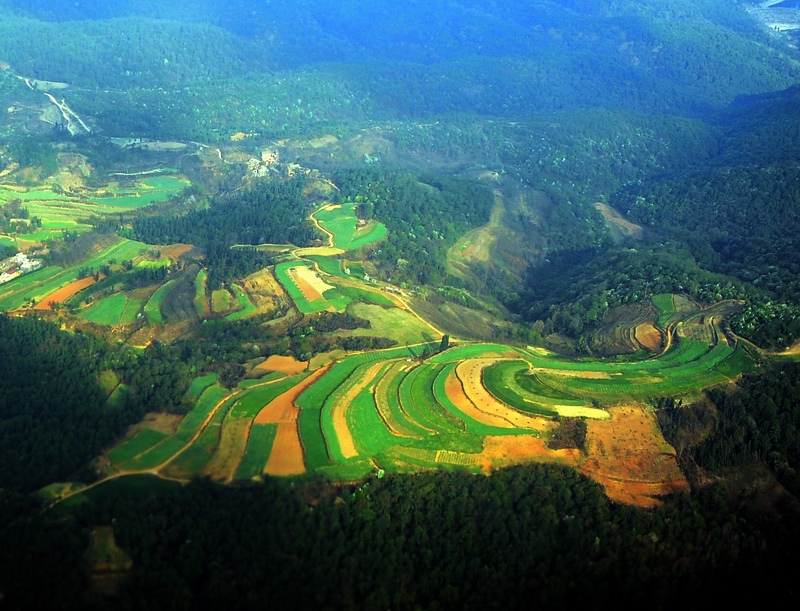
[176,384,230,442]
[94,321,750,499]
[0,238,149,311]
[320,361,387,462]
[161,397,236,479]
[193,268,209,317]
[82,294,136,326]
[314,203,387,252]
[373,361,431,438]
[482,360,604,419]
[455,359,552,429]
[274,261,338,314]
[255,367,330,476]
[346,302,436,344]
[34,275,97,310]
[235,424,277,480]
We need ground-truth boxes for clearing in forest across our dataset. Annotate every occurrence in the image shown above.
[257,355,308,375]
[579,404,689,507]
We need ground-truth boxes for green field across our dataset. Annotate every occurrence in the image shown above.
[82,294,130,325]
[315,203,387,251]
[235,424,277,479]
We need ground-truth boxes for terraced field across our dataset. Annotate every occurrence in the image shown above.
[101,320,751,495]
[0,176,189,242]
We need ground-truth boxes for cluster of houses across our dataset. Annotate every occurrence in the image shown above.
[0,252,44,284]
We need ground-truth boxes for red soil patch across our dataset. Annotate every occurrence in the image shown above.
[256,354,308,375]
[579,404,688,507]
[479,435,580,473]
[254,365,331,476]
[634,322,662,352]
[35,276,97,310]
[265,424,306,476]
[254,366,329,425]
[159,244,193,262]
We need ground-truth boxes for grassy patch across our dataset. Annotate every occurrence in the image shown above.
[82,294,129,325]
[176,384,229,442]
[193,268,208,317]
[307,255,349,279]
[347,302,435,344]
[211,288,231,312]
[184,373,219,402]
[108,429,168,466]
[124,438,186,471]
[144,280,178,324]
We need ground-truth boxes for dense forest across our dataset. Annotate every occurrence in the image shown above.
[0,316,193,492]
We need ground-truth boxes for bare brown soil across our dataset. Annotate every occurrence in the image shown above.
[159,244,193,262]
[579,404,689,507]
[138,412,183,436]
[243,267,286,311]
[255,366,330,476]
[479,435,580,473]
[265,424,306,476]
[256,354,308,375]
[35,276,96,309]
[634,322,663,352]
[255,366,329,425]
